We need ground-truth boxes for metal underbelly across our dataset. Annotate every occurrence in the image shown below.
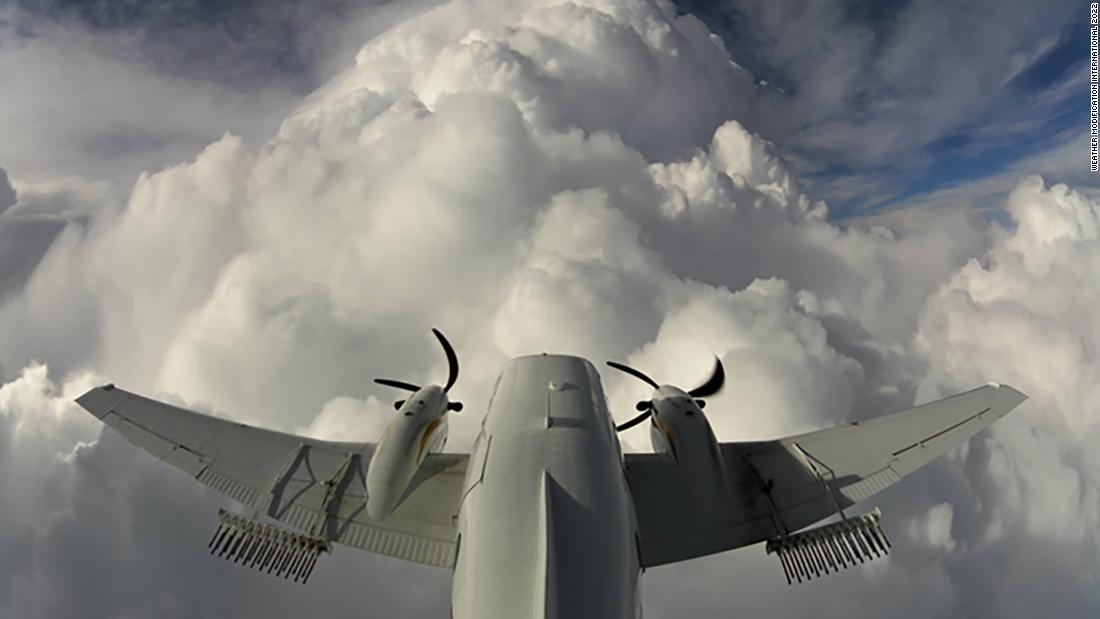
[451,355,641,619]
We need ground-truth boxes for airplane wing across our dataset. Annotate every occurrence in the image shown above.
[76,385,467,569]
[625,383,1027,567]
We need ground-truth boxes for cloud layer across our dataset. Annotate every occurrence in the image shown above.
[0,0,1095,617]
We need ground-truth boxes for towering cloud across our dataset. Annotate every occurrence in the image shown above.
[0,0,1094,617]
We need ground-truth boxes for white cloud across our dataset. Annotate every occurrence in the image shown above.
[917,177,1100,549]
[494,188,669,364]
[0,364,102,524]
[0,16,298,189]
[300,395,396,442]
[0,0,1096,617]
[616,279,865,443]
[908,502,957,552]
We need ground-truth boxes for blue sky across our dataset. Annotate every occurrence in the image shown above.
[866,20,1084,210]
[680,0,1088,217]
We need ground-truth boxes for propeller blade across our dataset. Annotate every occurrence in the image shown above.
[688,357,725,398]
[432,328,460,393]
[615,410,652,432]
[374,378,421,392]
[606,361,659,389]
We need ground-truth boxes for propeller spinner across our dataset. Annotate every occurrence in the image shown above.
[607,357,724,431]
[374,328,464,412]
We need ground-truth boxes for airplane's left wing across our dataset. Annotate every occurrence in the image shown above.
[76,385,467,569]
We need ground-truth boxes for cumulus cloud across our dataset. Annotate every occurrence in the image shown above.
[917,177,1100,554]
[0,0,1096,617]
[0,364,451,619]
[909,503,957,552]
[0,15,297,189]
[617,279,864,441]
[0,171,122,306]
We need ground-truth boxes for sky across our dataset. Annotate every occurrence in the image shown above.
[679,0,1089,216]
[0,0,1097,618]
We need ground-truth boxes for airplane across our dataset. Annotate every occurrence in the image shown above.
[75,328,1027,618]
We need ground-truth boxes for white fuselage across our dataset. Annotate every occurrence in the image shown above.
[451,354,642,618]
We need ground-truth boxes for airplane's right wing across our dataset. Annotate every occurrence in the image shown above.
[625,383,1027,568]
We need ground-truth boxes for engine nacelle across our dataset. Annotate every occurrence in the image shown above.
[648,385,732,517]
[365,384,452,520]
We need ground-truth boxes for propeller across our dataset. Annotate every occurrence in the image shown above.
[607,357,724,431]
[374,328,464,412]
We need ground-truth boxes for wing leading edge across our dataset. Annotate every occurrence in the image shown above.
[625,383,1027,567]
[76,385,467,568]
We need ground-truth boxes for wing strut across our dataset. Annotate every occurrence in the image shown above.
[311,452,366,541]
[793,442,848,522]
[738,451,790,538]
[265,444,312,518]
